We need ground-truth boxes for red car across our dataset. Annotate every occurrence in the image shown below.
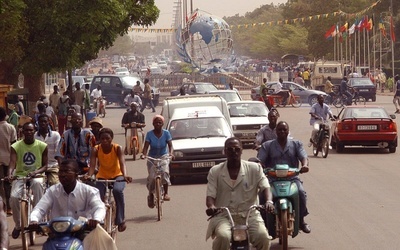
[330,106,398,153]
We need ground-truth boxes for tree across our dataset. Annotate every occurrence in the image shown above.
[0,0,159,110]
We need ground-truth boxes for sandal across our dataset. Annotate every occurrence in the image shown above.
[118,222,127,232]
[12,227,21,239]
[147,194,154,208]
[164,194,171,201]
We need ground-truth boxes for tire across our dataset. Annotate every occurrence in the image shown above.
[308,95,318,106]
[280,209,288,250]
[389,146,396,153]
[155,177,162,221]
[336,142,344,153]
[312,144,319,156]
[291,96,302,108]
[333,97,344,108]
[105,204,112,235]
[372,95,376,102]
[132,139,137,161]
[111,202,117,241]
[321,138,329,158]
[21,201,29,250]
[100,107,106,118]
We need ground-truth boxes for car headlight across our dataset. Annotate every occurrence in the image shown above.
[232,125,237,130]
[52,221,71,233]
[174,151,183,158]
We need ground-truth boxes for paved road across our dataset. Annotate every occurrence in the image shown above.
[8,94,400,249]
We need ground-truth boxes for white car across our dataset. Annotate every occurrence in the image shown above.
[115,67,130,76]
[158,61,168,70]
[227,101,269,144]
[150,66,163,75]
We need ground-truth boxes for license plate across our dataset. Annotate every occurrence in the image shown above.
[192,162,215,168]
[359,89,369,92]
[357,125,377,130]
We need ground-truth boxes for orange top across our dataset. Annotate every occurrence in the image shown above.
[96,144,123,179]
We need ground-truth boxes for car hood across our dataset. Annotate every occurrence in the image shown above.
[230,117,269,126]
[171,137,227,150]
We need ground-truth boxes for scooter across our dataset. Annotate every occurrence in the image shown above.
[312,122,330,158]
[38,217,87,250]
[123,122,145,160]
[206,205,265,250]
[264,164,307,250]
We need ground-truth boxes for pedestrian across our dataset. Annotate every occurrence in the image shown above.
[7,103,19,129]
[302,68,311,89]
[73,82,85,114]
[49,85,61,115]
[140,78,155,113]
[0,107,17,216]
[393,75,400,114]
[7,122,48,239]
[259,78,267,96]
[57,92,70,134]
[206,137,274,250]
[0,196,9,248]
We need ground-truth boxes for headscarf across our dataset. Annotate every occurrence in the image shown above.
[152,114,164,123]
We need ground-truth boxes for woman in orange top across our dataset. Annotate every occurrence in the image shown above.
[88,128,132,232]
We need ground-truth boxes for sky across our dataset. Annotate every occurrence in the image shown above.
[152,0,287,28]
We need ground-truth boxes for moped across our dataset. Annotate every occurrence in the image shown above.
[95,96,106,118]
[312,121,330,158]
[264,164,305,250]
[207,205,265,250]
[38,217,86,250]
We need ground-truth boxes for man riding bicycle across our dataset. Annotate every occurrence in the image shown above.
[308,95,333,147]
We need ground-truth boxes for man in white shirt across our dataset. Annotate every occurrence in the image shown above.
[34,114,61,186]
[30,159,105,229]
[90,84,102,110]
[0,107,17,215]
[274,78,289,104]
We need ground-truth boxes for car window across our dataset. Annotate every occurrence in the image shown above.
[111,77,122,88]
[343,108,389,119]
[169,117,231,138]
[350,79,374,86]
[100,77,111,87]
[229,103,267,117]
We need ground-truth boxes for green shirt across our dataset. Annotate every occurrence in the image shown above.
[11,140,47,177]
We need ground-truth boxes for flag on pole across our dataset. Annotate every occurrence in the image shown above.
[340,22,348,32]
[332,24,339,37]
[366,18,373,31]
[379,18,387,37]
[348,23,356,35]
[324,24,336,39]
[390,16,396,42]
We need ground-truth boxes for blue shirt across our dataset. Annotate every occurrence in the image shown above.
[145,129,172,158]
[257,139,307,169]
[309,102,332,125]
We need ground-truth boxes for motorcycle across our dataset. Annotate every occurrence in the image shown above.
[312,122,330,158]
[206,205,265,250]
[264,164,306,250]
[37,217,87,250]
[95,96,106,118]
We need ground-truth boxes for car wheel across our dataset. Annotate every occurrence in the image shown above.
[389,146,396,153]
[308,95,318,106]
[372,95,376,102]
[336,142,344,153]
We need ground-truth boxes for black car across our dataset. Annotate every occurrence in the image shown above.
[90,75,160,106]
[170,82,218,96]
[347,77,376,102]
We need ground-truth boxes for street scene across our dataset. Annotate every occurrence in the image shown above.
[1,0,400,250]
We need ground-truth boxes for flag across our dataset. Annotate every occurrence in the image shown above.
[332,24,339,37]
[379,18,387,37]
[348,23,356,35]
[366,18,373,31]
[324,24,336,39]
[340,22,348,32]
[390,16,396,42]
[356,18,362,31]
[360,16,369,30]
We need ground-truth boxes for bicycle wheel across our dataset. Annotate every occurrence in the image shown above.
[333,97,344,108]
[155,177,162,221]
[291,96,302,108]
[21,201,29,250]
[110,201,117,241]
[105,204,112,235]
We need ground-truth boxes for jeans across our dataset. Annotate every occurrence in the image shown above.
[95,176,126,226]
[140,98,155,112]
[0,165,11,210]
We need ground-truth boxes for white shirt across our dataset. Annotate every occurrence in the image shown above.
[34,130,61,168]
[275,82,283,93]
[31,181,105,222]
[0,121,17,166]
[90,89,102,99]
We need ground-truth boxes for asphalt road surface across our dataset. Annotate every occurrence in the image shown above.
[7,94,400,250]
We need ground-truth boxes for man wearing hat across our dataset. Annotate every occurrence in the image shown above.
[89,117,103,144]
[121,102,146,154]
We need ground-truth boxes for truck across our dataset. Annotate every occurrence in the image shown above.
[311,60,344,91]
[161,95,233,183]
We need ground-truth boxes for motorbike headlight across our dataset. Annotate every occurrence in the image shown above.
[174,151,183,158]
[39,225,51,234]
[52,221,71,233]
[233,228,247,242]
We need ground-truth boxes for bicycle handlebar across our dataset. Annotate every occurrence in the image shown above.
[94,179,127,183]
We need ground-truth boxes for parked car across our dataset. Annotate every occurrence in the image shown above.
[171,82,218,96]
[330,106,397,153]
[227,101,269,144]
[251,81,327,106]
[208,90,242,103]
[115,67,130,76]
[157,61,168,70]
[347,77,377,102]
[90,75,160,106]
[150,66,163,75]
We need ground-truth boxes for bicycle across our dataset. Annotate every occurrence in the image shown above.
[95,179,126,240]
[142,155,172,221]
[4,176,44,250]
[272,89,302,108]
[123,122,145,161]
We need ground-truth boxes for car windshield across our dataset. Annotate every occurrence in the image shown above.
[116,67,128,72]
[211,92,241,102]
[168,117,231,139]
[350,78,374,86]
[228,103,268,117]
[342,108,389,119]
[195,84,218,93]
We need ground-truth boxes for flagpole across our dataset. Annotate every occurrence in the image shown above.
[390,0,395,90]
[373,14,376,75]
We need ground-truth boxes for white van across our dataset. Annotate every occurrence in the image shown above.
[311,60,343,90]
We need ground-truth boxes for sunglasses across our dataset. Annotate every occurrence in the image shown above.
[226,147,241,153]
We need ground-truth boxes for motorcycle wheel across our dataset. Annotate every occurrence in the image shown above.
[100,107,106,118]
[132,139,136,161]
[312,143,319,156]
[280,209,288,250]
[291,96,302,108]
[321,137,329,158]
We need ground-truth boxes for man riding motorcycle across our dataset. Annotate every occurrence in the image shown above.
[308,94,333,147]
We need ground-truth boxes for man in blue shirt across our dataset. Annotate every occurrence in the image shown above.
[309,95,333,147]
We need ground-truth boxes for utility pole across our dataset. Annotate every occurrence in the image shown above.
[390,0,395,89]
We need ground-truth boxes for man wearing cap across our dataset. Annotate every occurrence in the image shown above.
[121,102,146,154]
[89,117,103,144]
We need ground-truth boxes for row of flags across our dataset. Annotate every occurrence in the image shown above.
[324,15,396,42]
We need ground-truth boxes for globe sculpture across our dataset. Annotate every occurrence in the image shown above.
[176,9,233,69]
